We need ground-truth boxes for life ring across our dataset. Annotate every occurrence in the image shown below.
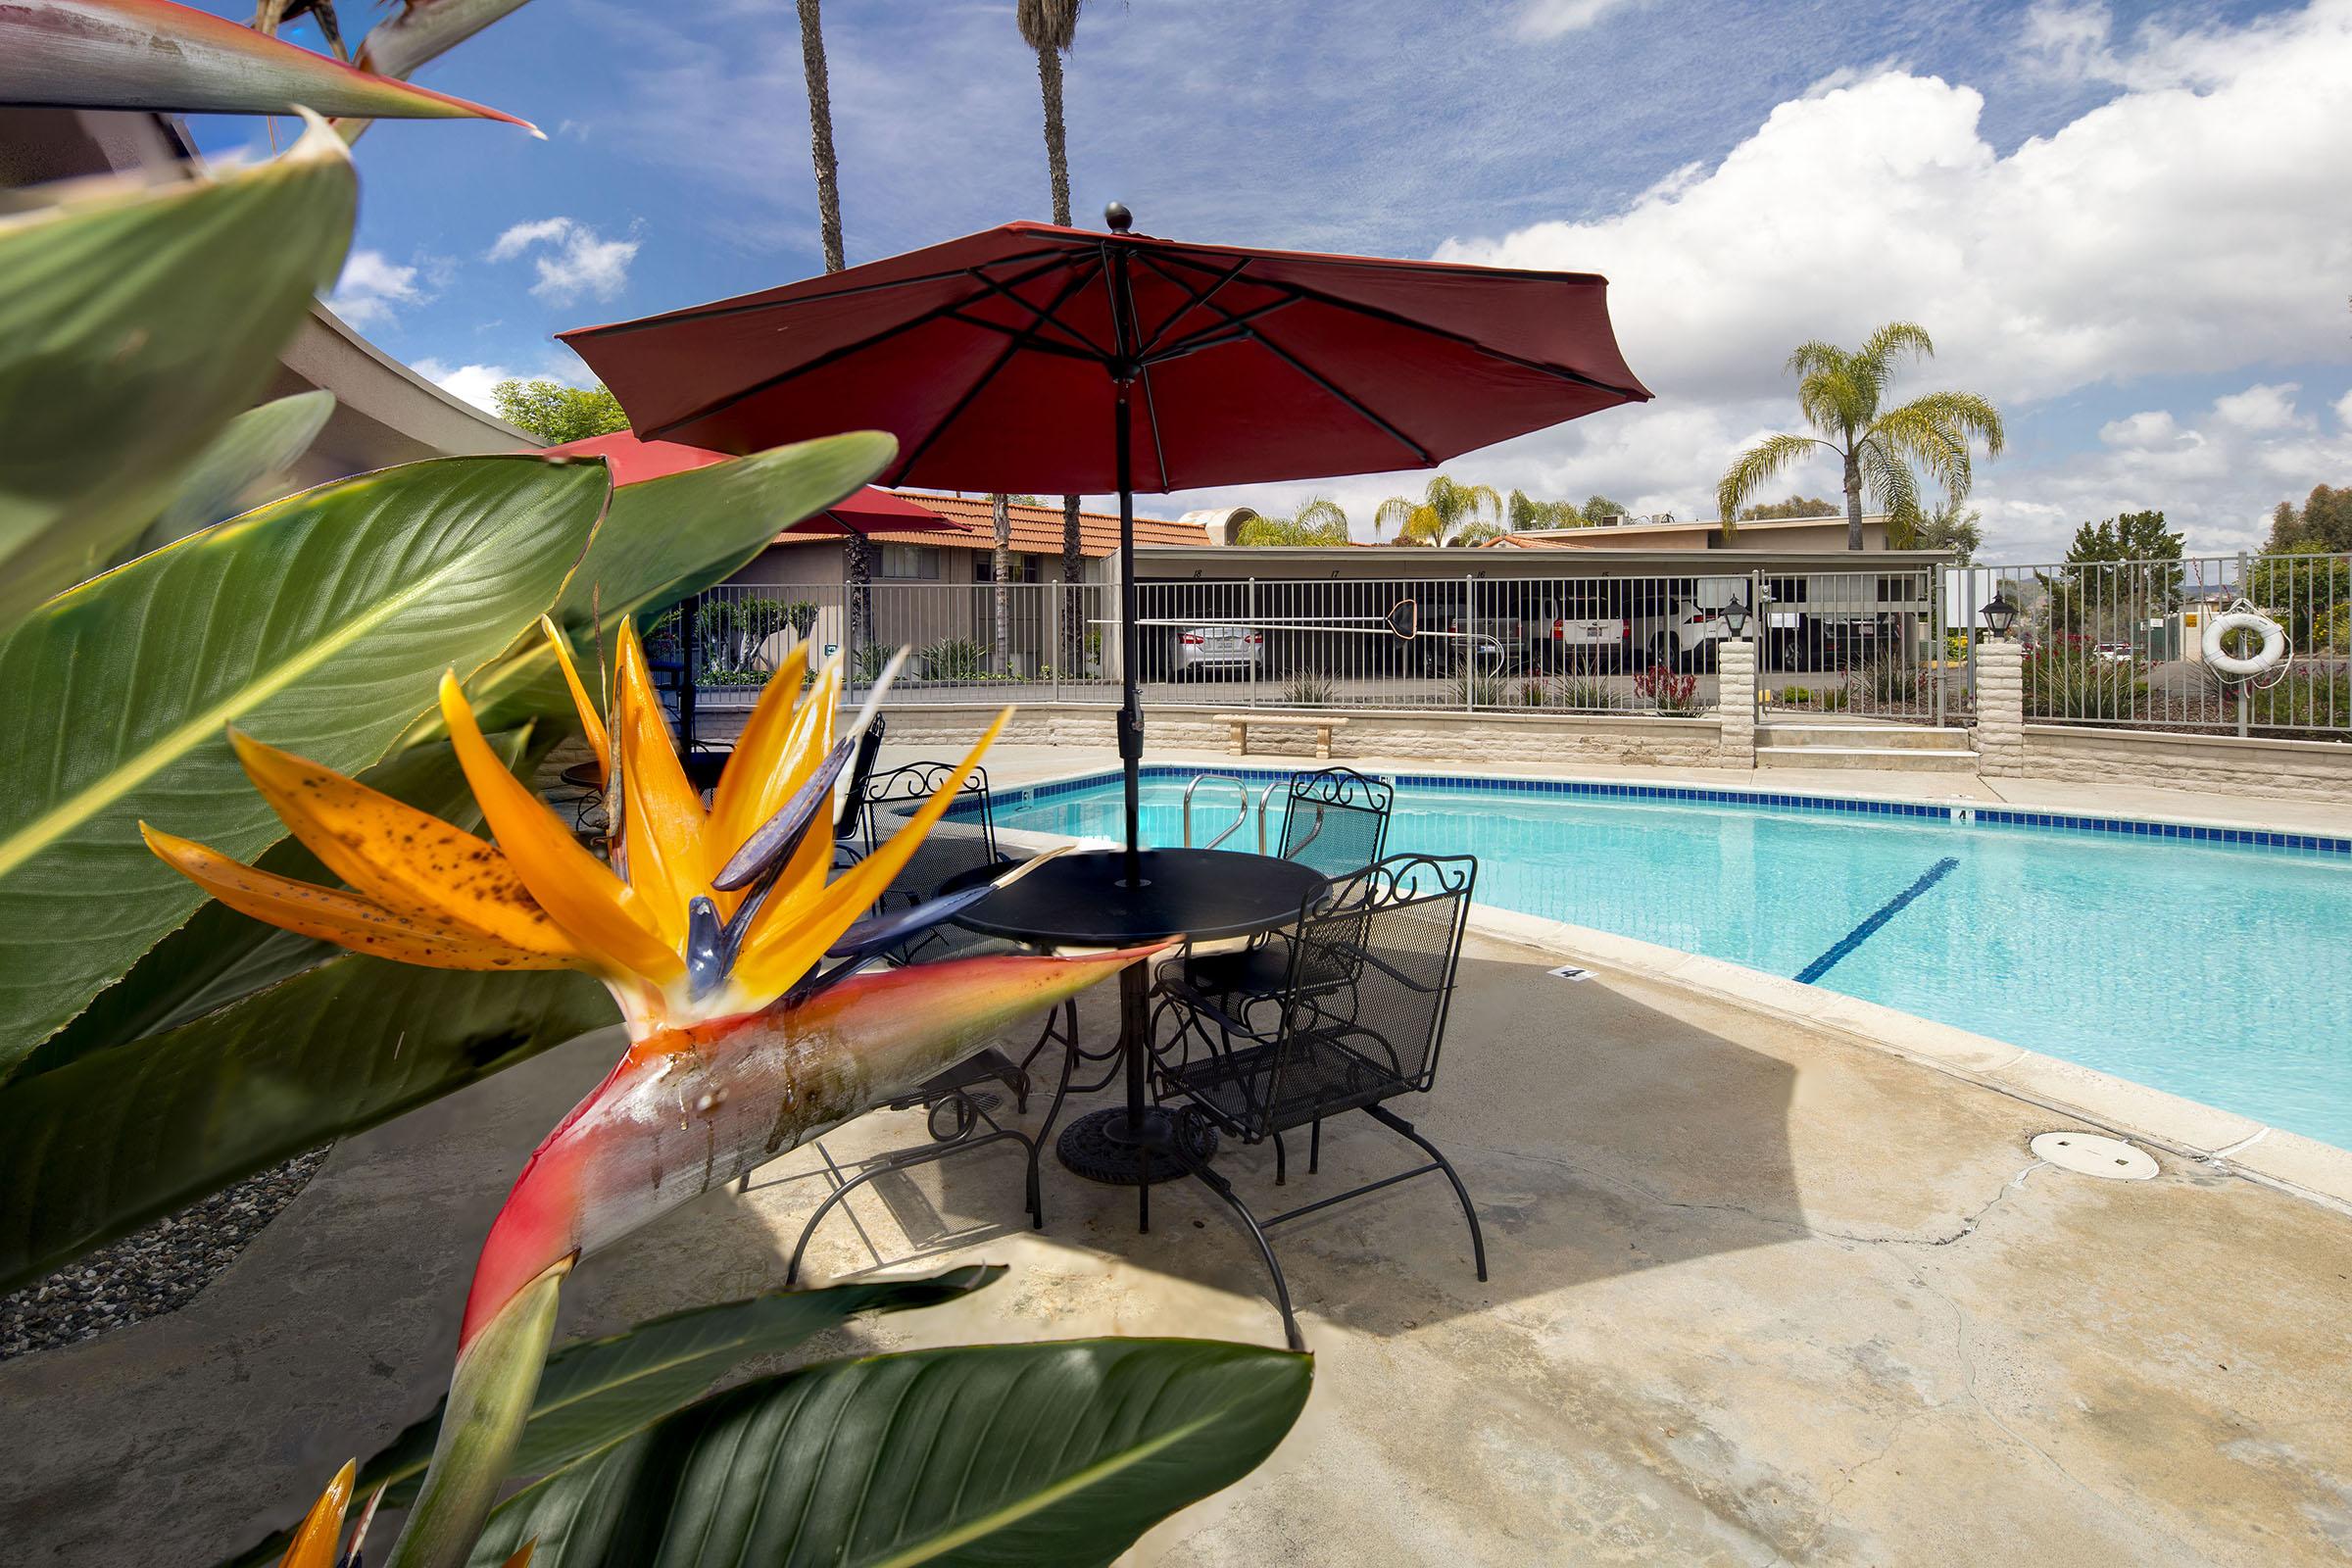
[2202,610,2285,676]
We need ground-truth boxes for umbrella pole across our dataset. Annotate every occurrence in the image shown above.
[1114,383,1144,889]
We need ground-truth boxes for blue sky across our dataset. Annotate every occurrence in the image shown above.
[188,0,2352,562]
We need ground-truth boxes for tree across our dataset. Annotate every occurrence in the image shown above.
[1717,321,2005,551]
[1506,489,1586,530]
[793,0,875,645]
[1016,0,1090,649]
[2042,510,2183,635]
[2264,483,2352,553]
[1904,497,1984,564]
[1582,494,1627,523]
[1373,475,1500,546]
[1738,495,1839,520]
[1236,496,1349,545]
[490,378,628,444]
[795,0,844,273]
[990,492,1012,670]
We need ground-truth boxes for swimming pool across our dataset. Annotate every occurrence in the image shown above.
[983,768,2352,1150]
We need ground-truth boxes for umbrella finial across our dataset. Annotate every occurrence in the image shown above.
[1104,201,1133,233]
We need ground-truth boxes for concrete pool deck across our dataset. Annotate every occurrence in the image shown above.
[5,923,2350,1564]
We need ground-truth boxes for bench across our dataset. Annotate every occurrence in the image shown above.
[1213,711,1348,761]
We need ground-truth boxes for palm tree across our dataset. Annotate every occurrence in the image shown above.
[990,492,1011,671]
[1236,496,1349,545]
[1016,0,1088,655]
[794,0,845,274]
[1506,489,1586,531]
[793,0,874,647]
[1373,475,1501,546]
[1717,322,2004,552]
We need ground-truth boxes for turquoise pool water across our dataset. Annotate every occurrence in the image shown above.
[987,770,2352,1150]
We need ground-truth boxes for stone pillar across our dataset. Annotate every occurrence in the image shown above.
[1976,637,2024,776]
[1716,637,1756,768]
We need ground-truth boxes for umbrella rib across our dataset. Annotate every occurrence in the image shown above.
[1126,250,1432,466]
[566,243,1077,338]
[637,253,1082,442]
[1131,253,1252,359]
[961,268,1114,360]
[1149,248,1644,399]
[888,261,1110,482]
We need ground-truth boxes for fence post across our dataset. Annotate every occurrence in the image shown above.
[2236,550,2252,737]
[1931,565,1945,728]
[1050,581,1062,705]
[1963,566,1979,716]
[1749,566,1766,727]
[1716,635,1756,768]
[1248,577,1259,710]
[1463,573,1478,712]
[1977,636,2024,776]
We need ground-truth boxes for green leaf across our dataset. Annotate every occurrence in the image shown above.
[0,0,536,128]
[220,1272,1008,1568]
[0,117,353,629]
[124,390,337,562]
[25,726,539,1076]
[0,955,614,1293]
[406,431,895,745]
[390,1259,571,1568]
[467,1339,1313,1567]
[0,454,609,1068]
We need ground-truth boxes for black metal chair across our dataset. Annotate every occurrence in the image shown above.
[1147,853,1485,1349]
[783,1046,1044,1286]
[856,760,1016,961]
[1266,766,1396,876]
[1184,766,1396,1003]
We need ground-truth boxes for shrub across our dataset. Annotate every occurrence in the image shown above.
[922,636,989,680]
[1772,685,1849,710]
[1847,652,1923,711]
[1517,678,1550,709]
[1634,662,1704,715]
[1449,664,1509,707]
[1281,667,1337,706]
[2022,637,2144,720]
[1550,674,1623,711]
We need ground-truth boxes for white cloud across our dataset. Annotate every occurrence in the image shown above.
[327,248,425,328]
[412,359,513,413]
[485,216,639,304]
[1418,1,2352,559]
[1515,0,1654,38]
[2211,383,2306,432]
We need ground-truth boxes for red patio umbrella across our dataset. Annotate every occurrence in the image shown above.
[562,207,1649,882]
[536,431,956,533]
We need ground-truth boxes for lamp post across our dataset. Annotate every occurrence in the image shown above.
[1983,586,2019,640]
[1719,591,1751,640]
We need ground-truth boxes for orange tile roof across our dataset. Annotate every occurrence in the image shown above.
[772,490,1207,557]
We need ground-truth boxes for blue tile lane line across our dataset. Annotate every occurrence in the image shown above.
[1792,857,1963,985]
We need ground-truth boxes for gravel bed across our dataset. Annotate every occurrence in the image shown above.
[0,1148,328,1363]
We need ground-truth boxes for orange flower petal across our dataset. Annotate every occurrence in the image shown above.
[540,615,610,779]
[731,707,1009,999]
[143,826,570,971]
[228,731,582,960]
[438,672,683,986]
[277,1458,357,1568]
[708,635,811,854]
[613,621,707,943]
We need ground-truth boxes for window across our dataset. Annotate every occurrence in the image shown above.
[879,544,941,579]
[973,554,1042,584]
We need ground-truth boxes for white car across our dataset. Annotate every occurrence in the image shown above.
[1631,599,1730,669]
[1172,622,1263,678]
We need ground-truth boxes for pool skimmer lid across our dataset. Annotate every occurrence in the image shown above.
[2031,1131,2157,1180]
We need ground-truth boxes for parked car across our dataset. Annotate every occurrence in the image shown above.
[1170,622,1263,679]
[1630,599,1730,669]
[2091,641,2134,664]
[1544,612,1633,670]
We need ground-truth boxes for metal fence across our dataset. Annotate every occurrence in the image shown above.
[1957,550,2351,737]
[675,552,2351,740]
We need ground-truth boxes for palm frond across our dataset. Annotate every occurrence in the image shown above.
[1292,495,1348,534]
[1015,0,1083,52]
[1856,438,1922,525]
[1370,496,1416,541]
[1717,433,1829,527]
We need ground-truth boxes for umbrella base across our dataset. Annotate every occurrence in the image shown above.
[1056,1105,1217,1185]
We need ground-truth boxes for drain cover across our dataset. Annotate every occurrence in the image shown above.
[2030,1131,2158,1180]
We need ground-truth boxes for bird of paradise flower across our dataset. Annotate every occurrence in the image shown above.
[149,617,1152,1568]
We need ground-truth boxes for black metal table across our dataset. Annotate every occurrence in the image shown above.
[944,847,1328,1205]
[561,750,730,794]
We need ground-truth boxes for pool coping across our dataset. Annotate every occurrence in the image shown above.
[975,762,2352,1212]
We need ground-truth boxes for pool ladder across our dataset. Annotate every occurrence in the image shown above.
[1180,774,1322,858]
